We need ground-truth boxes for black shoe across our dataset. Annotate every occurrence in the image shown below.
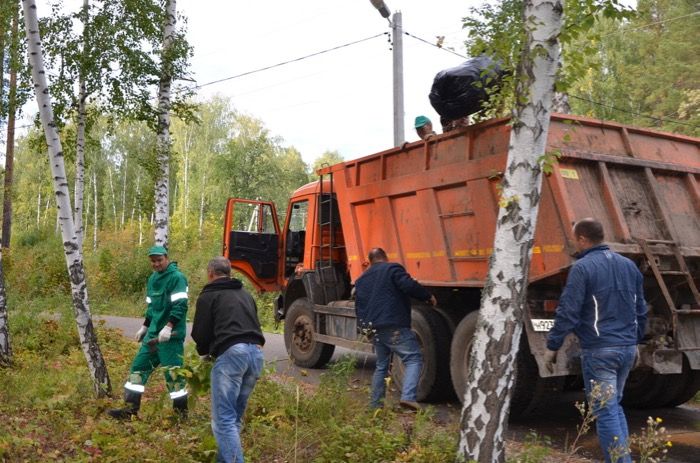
[107,390,141,420]
[172,396,188,419]
[107,406,138,420]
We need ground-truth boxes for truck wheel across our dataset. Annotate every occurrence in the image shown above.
[509,338,563,418]
[449,311,479,403]
[391,306,453,402]
[621,369,669,408]
[450,312,563,418]
[663,358,700,407]
[284,298,335,368]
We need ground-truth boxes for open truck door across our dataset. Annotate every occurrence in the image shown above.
[223,199,281,292]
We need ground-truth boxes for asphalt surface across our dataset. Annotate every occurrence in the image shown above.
[97,315,700,462]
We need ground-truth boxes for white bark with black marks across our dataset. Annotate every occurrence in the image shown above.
[22,0,111,396]
[457,1,563,462]
[154,0,177,247]
[74,0,89,251]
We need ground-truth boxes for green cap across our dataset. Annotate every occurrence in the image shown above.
[147,245,168,256]
[414,115,431,129]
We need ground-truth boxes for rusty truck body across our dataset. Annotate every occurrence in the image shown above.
[223,114,700,412]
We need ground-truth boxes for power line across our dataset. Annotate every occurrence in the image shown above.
[601,11,700,37]
[403,30,468,59]
[568,95,699,129]
[178,32,388,93]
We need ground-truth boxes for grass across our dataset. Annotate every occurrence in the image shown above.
[0,305,460,462]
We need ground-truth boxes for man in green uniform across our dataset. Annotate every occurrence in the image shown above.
[108,245,189,419]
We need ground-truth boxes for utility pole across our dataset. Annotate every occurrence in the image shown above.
[392,11,405,146]
[369,0,404,146]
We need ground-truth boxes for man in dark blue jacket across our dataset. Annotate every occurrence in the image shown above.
[355,248,436,410]
[545,219,647,463]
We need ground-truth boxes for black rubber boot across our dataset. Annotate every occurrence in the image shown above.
[107,390,141,420]
[172,396,188,419]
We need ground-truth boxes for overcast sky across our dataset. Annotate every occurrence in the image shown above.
[22,0,480,165]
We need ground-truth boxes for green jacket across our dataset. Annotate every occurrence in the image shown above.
[144,262,188,342]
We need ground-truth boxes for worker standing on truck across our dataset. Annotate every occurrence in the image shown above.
[414,115,436,140]
[192,256,265,463]
[544,218,647,463]
[108,245,190,419]
[355,247,437,410]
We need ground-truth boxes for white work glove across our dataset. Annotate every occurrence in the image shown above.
[543,349,557,374]
[135,325,147,342]
[158,325,172,343]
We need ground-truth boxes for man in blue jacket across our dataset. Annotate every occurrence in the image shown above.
[355,248,437,410]
[545,219,647,463]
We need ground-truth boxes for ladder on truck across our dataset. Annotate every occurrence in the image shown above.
[318,170,344,302]
[638,238,700,346]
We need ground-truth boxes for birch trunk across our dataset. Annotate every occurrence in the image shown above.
[130,173,140,223]
[183,141,189,228]
[107,165,117,231]
[120,156,127,228]
[74,0,89,251]
[198,170,206,236]
[153,0,177,247]
[1,4,19,250]
[36,192,41,227]
[84,174,91,241]
[0,3,16,355]
[457,1,563,461]
[92,170,97,250]
[22,0,111,397]
[0,251,9,366]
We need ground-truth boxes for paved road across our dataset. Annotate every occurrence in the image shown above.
[98,315,700,462]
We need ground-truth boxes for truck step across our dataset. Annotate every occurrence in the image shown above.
[645,239,675,245]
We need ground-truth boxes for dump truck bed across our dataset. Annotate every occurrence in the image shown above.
[322,114,700,287]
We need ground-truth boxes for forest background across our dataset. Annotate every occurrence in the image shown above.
[0,0,698,461]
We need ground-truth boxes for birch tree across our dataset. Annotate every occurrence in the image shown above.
[21,0,111,396]
[0,1,20,367]
[73,0,89,250]
[457,1,562,461]
[153,0,177,247]
[2,3,20,249]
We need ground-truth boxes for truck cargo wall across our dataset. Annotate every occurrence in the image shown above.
[323,115,700,287]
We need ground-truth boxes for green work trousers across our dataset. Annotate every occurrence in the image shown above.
[126,340,187,396]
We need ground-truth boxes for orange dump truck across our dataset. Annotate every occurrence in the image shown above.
[223,114,700,412]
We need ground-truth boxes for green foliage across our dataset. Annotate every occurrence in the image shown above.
[0,313,459,462]
[462,0,634,118]
[312,150,344,174]
[568,0,700,136]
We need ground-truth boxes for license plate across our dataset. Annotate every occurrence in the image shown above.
[531,319,554,332]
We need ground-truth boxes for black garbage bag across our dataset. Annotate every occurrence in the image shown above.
[429,55,503,119]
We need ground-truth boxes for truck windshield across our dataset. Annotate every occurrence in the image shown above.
[289,201,308,231]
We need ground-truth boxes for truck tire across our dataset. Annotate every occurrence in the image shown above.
[449,311,479,403]
[450,312,563,418]
[621,369,669,409]
[284,298,335,368]
[391,306,453,402]
[663,358,700,407]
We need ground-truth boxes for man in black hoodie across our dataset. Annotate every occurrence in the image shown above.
[192,256,265,463]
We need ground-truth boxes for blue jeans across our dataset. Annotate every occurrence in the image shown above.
[581,345,636,463]
[371,327,422,408]
[211,343,264,463]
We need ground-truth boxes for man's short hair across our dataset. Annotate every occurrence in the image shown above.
[368,248,388,263]
[573,218,604,243]
[207,256,231,277]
